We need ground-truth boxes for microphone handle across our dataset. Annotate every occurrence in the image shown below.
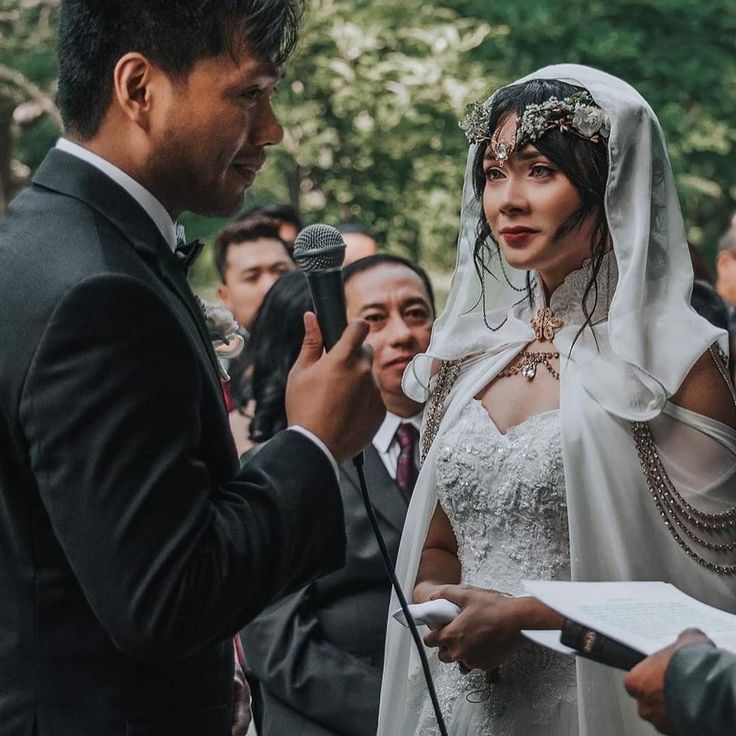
[306,269,348,351]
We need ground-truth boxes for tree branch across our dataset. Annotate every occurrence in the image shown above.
[0,63,62,130]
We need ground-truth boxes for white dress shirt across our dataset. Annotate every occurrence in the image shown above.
[55,137,340,478]
[372,410,423,480]
[55,138,178,252]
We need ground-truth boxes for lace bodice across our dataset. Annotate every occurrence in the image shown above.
[436,400,570,591]
[410,400,577,736]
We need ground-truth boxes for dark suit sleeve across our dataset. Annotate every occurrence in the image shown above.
[665,644,736,736]
[242,585,382,736]
[20,274,344,663]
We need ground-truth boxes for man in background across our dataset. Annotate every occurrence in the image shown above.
[715,217,736,313]
[239,203,302,248]
[215,215,295,331]
[339,221,378,265]
[242,254,436,736]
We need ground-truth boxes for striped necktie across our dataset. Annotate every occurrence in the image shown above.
[395,424,419,495]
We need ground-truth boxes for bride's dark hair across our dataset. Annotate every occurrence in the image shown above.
[471,79,610,343]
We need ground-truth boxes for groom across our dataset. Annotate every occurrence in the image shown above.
[0,2,383,735]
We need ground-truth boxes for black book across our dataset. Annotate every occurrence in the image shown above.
[560,618,646,671]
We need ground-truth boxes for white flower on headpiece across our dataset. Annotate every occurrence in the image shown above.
[572,105,608,138]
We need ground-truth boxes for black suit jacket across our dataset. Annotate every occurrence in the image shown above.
[242,444,408,736]
[0,150,345,736]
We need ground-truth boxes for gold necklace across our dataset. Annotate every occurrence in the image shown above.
[530,307,564,342]
[498,350,560,381]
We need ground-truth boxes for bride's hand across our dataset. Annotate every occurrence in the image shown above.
[422,585,563,672]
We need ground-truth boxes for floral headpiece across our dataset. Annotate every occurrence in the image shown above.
[459,90,610,162]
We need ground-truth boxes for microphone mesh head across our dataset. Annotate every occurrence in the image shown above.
[293,224,346,272]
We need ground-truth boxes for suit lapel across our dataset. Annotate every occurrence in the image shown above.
[32,150,224,393]
[155,247,225,384]
[343,444,408,535]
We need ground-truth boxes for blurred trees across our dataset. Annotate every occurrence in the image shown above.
[239,0,491,267]
[2,0,735,275]
[0,0,61,214]
[453,0,736,263]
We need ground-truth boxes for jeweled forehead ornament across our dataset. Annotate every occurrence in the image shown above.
[489,126,516,164]
[459,90,611,161]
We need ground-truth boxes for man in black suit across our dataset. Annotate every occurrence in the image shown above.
[243,255,436,736]
[0,2,383,735]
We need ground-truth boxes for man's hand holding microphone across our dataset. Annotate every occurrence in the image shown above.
[285,224,385,465]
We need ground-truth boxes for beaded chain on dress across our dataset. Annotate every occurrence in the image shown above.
[409,401,576,736]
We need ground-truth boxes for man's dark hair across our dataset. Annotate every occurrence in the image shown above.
[214,214,292,282]
[688,242,713,285]
[58,0,305,139]
[691,281,730,332]
[239,203,303,231]
[342,254,436,315]
[338,221,375,239]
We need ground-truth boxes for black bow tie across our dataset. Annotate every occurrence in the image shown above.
[174,238,205,272]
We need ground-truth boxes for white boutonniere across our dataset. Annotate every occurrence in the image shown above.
[196,297,245,381]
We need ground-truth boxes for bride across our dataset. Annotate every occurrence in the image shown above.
[377,64,736,735]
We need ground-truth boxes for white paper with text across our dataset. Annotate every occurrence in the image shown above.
[522,580,736,655]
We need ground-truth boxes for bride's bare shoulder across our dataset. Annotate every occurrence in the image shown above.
[671,346,736,429]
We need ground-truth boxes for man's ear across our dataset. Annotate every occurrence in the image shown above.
[112,52,159,130]
[217,284,233,310]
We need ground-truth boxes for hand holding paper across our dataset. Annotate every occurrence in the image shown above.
[623,628,715,736]
[522,581,736,660]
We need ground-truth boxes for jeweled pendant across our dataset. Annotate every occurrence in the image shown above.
[530,307,564,342]
[490,126,516,163]
[494,141,510,160]
[521,361,536,380]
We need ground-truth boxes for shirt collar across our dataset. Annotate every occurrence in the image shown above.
[372,410,424,455]
[55,138,178,252]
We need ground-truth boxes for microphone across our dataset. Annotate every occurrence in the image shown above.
[292,224,347,350]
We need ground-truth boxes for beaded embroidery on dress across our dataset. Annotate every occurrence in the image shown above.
[408,400,577,736]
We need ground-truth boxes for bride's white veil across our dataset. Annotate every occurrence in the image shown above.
[404,63,725,419]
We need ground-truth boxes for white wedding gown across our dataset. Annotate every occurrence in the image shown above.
[408,399,578,736]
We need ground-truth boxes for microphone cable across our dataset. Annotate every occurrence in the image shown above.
[353,452,449,736]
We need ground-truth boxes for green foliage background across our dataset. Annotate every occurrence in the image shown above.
[2,0,735,289]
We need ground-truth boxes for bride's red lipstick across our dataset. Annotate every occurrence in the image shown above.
[500,227,538,245]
